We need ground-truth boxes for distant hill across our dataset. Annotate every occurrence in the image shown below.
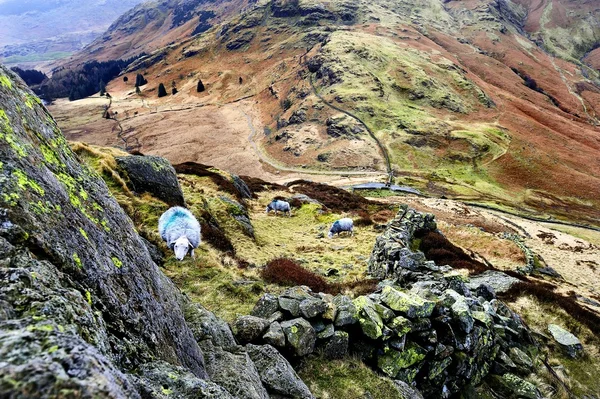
[60,0,257,67]
[0,0,145,67]
[51,0,600,227]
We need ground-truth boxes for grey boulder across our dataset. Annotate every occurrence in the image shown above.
[246,344,314,399]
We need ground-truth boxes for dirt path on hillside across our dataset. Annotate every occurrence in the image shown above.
[51,96,388,186]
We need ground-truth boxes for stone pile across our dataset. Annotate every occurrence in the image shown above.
[237,206,545,397]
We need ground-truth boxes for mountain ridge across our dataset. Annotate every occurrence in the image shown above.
[49,0,600,228]
[0,0,146,68]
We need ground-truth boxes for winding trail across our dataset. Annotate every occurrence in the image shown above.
[240,105,388,178]
[549,48,599,125]
[309,74,394,185]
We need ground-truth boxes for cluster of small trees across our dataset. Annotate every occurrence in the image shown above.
[10,67,47,86]
[46,60,135,101]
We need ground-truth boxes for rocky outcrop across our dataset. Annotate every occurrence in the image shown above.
[240,206,543,397]
[548,324,583,358]
[0,63,207,394]
[0,65,312,398]
[116,154,185,206]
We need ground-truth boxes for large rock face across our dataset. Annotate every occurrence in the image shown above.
[116,155,185,206]
[0,65,312,398]
[0,63,207,392]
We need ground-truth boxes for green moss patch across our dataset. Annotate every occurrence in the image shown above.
[298,356,402,399]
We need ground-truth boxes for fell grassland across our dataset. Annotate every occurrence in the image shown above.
[298,356,402,399]
[72,142,394,321]
[507,296,600,398]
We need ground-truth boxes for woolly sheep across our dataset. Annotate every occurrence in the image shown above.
[266,199,291,217]
[158,206,201,260]
[328,218,354,238]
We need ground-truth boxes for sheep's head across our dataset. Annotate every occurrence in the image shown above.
[265,204,272,213]
[173,236,192,261]
[328,230,334,239]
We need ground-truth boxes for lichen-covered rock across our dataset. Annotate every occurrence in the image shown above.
[316,323,335,339]
[377,343,427,379]
[368,205,437,280]
[467,271,521,294]
[0,65,208,393]
[299,297,327,319]
[246,344,314,399]
[508,347,533,373]
[392,380,425,399]
[389,316,412,336]
[116,155,185,206]
[333,295,357,327]
[220,196,254,238]
[134,361,234,398]
[279,296,301,317]
[263,322,286,348]
[323,331,349,360]
[141,236,165,266]
[184,302,237,351]
[380,286,435,319]
[353,296,384,340]
[0,326,141,398]
[281,318,317,357]
[232,175,253,200]
[232,316,270,344]
[279,287,313,317]
[488,373,542,399]
[199,341,269,399]
[547,324,583,358]
[450,297,474,333]
[252,293,280,319]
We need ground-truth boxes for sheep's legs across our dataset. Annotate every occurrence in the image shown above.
[191,249,195,259]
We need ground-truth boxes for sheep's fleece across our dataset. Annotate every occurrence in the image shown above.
[329,218,354,238]
[158,207,201,249]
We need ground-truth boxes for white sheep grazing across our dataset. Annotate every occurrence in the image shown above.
[266,199,291,217]
[158,207,201,260]
[328,218,354,238]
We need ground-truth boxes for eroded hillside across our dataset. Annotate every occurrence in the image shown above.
[3,63,600,397]
[49,0,600,228]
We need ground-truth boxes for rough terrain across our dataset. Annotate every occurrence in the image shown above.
[49,0,600,227]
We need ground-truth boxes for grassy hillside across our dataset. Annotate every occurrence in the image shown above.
[52,0,600,229]
[72,143,600,398]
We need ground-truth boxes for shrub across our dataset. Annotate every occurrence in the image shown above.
[10,67,47,85]
[372,209,396,224]
[135,73,148,87]
[158,83,168,98]
[287,180,374,213]
[174,162,245,201]
[353,210,374,227]
[500,282,600,337]
[262,258,330,293]
[197,79,205,92]
[262,258,379,296]
[239,175,288,193]
[123,76,129,83]
[281,98,293,110]
[416,230,488,274]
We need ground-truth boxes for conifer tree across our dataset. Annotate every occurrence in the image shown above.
[197,79,205,92]
[158,83,168,98]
